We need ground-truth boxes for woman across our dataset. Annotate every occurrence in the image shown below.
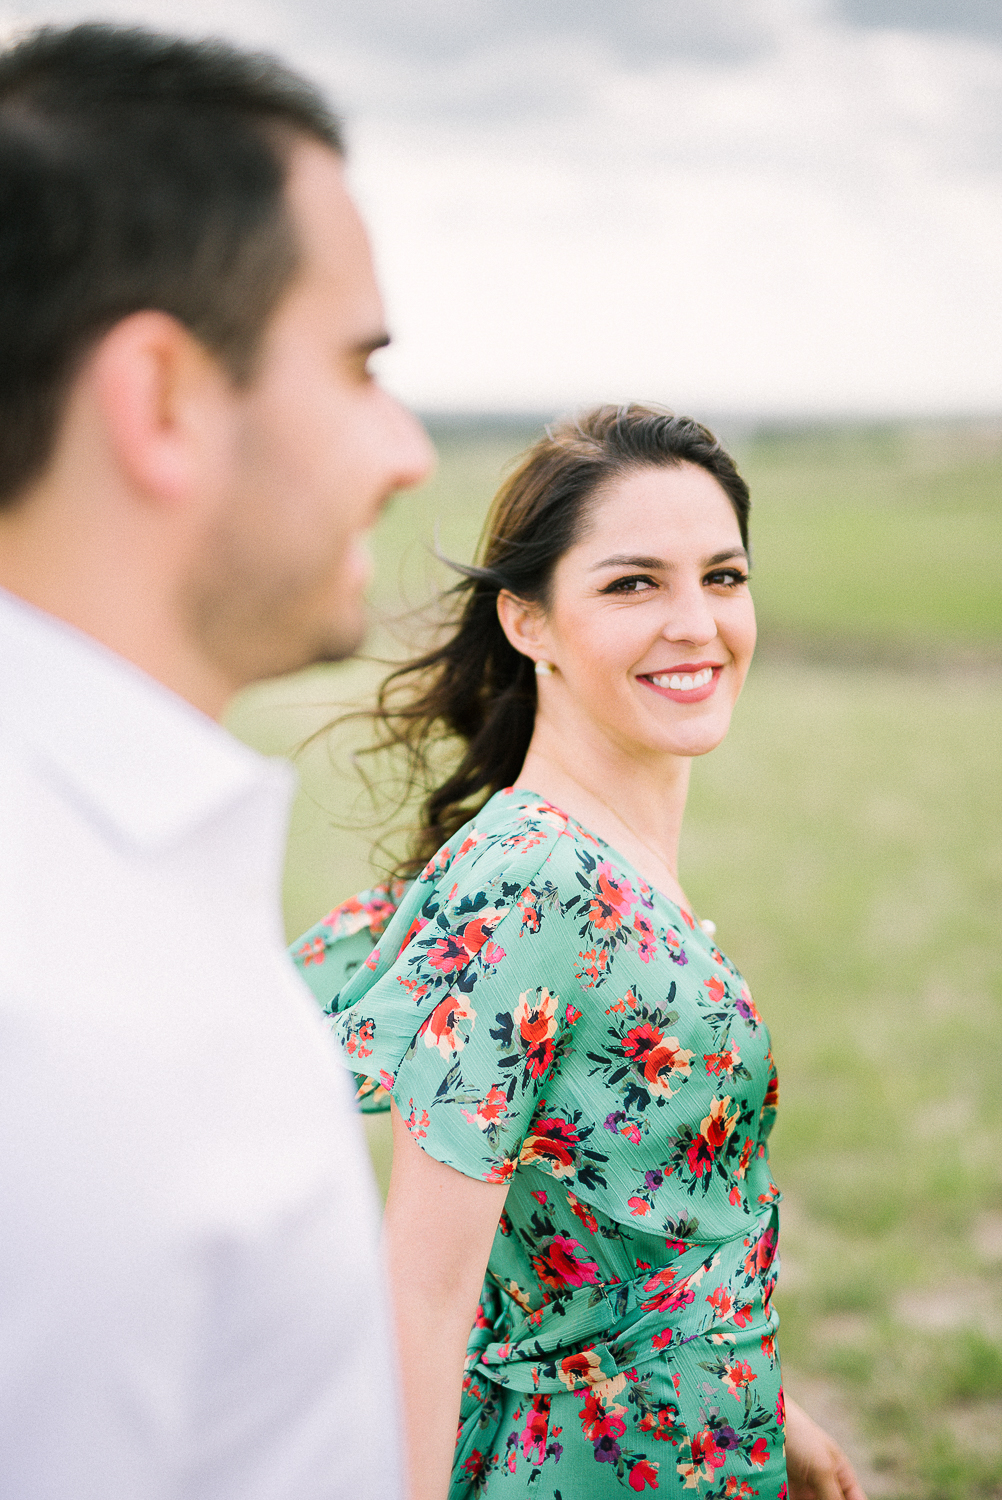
[294,407,865,1500]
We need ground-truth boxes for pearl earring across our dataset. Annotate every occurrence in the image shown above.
[534,660,554,677]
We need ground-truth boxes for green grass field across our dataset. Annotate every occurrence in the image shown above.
[227,416,1002,1500]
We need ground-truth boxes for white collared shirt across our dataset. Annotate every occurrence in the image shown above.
[0,588,400,1499]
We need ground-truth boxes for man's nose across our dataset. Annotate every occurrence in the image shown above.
[386,399,436,493]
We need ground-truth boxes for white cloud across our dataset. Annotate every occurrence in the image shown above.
[2,0,1000,415]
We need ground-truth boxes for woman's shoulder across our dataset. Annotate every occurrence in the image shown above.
[420,787,594,894]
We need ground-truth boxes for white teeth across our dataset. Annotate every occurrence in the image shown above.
[651,667,714,691]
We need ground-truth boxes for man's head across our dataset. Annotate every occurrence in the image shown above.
[0,24,433,706]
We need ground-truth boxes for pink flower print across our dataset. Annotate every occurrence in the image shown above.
[585,864,636,930]
[532,1234,600,1291]
[629,1457,660,1490]
[520,1396,550,1465]
[633,912,657,963]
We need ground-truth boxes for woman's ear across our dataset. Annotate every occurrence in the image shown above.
[497,589,550,666]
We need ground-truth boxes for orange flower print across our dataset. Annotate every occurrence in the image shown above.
[566,1189,599,1233]
[462,1085,510,1131]
[294,935,326,966]
[704,1044,741,1077]
[420,993,475,1057]
[560,1349,607,1393]
[343,1017,375,1060]
[722,1361,756,1399]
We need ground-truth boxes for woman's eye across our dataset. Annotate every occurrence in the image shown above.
[705,569,749,589]
[602,575,657,594]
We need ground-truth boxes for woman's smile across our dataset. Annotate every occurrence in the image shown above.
[640,662,723,702]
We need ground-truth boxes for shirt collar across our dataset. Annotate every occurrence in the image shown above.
[0,587,292,850]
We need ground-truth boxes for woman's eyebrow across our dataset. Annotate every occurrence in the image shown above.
[589,548,749,572]
[588,554,664,572]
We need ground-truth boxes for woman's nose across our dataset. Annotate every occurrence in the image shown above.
[661,583,717,646]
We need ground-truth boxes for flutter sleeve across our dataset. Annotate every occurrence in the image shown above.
[325,809,585,1182]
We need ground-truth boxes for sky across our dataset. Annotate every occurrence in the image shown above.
[3,0,1001,419]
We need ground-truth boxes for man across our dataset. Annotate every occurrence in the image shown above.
[0,23,432,1498]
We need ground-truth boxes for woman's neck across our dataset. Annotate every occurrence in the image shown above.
[514,725,693,910]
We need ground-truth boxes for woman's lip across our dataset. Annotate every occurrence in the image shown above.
[638,664,724,703]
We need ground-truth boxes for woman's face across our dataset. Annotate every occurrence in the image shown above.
[528,462,756,764]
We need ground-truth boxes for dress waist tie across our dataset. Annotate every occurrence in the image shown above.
[467,1214,779,1398]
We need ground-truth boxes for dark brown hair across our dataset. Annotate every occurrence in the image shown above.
[0,23,342,506]
[361,404,751,877]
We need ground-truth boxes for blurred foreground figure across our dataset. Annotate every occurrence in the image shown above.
[0,23,432,1499]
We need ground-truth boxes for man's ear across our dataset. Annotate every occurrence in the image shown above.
[497,589,550,665]
[87,311,234,507]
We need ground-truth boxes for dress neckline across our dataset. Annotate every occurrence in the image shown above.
[498,785,707,938]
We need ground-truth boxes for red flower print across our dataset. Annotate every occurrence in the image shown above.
[686,1133,716,1177]
[623,1023,694,1098]
[531,1189,548,1205]
[485,1157,517,1183]
[748,1438,770,1468]
[641,1266,697,1314]
[482,940,506,966]
[344,1017,375,1060]
[420,993,475,1056]
[628,1196,651,1216]
[519,1116,580,1177]
[776,1387,786,1427]
[575,947,609,986]
[705,974,726,1004]
[517,888,540,932]
[622,1021,662,1061]
[743,1227,778,1277]
[578,1387,627,1435]
[398,915,429,954]
[629,1457,660,1489]
[532,1234,600,1291]
[651,1328,673,1350]
[640,1406,678,1440]
[690,1427,726,1471]
[734,1303,754,1328]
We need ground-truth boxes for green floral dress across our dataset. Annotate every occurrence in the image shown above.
[292,789,788,1500]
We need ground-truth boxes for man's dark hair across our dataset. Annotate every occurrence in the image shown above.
[0,23,344,506]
